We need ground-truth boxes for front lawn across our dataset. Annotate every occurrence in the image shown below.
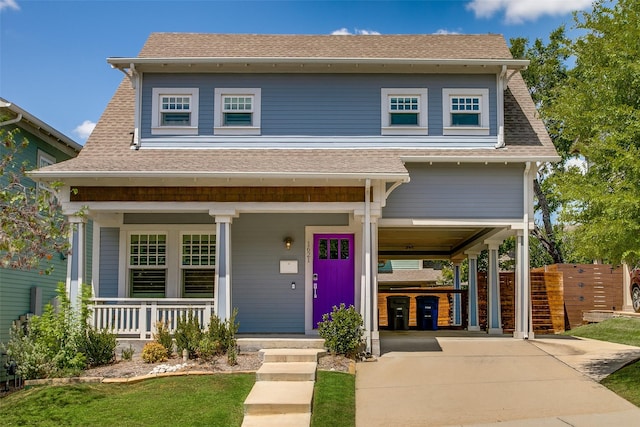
[311,371,356,427]
[563,317,640,347]
[0,374,255,426]
[601,362,640,407]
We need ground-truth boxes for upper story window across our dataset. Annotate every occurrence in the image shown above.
[214,88,261,135]
[151,88,199,135]
[381,88,428,135]
[37,150,55,192]
[442,88,490,136]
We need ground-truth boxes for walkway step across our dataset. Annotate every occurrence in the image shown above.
[244,381,315,415]
[241,413,311,427]
[238,338,325,352]
[257,362,317,382]
[260,348,325,363]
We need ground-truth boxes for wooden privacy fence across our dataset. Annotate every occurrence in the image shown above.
[534,264,623,330]
[378,271,565,334]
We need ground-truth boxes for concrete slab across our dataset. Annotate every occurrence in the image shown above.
[238,337,325,352]
[241,413,311,427]
[244,381,314,415]
[256,362,317,382]
[356,337,640,427]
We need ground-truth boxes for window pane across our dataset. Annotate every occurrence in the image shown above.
[451,113,480,126]
[340,239,350,260]
[130,234,166,266]
[181,234,216,267]
[130,269,166,297]
[224,112,252,126]
[162,112,190,126]
[183,269,215,298]
[390,113,418,125]
[330,239,339,260]
[319,239,328,260]
[389,96,419,112]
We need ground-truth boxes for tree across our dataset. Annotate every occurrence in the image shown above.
[510,27,572,265]
[0,122,69,273]
[552,0,640,265]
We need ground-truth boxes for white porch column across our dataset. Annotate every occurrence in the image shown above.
[362,179,373,354]
[213,215,233,320]
[370,216,380,356]
[66,216,86,309]
[452,261,462,326]
[514,231,533,339]
[487,242,503,334]
[467,252,481,331]
[622,263,633,312]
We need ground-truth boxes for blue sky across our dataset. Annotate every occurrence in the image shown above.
[0,0,593,144]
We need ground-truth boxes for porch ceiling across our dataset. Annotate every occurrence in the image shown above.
[378,226,497,259]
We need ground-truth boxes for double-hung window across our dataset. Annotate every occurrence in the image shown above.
[442,88,490,135]
[381,88,428,135]
[214,88,261,135]
[36,150,55,192]
[181,233,216,298]
[128,233,167,297]
[151,88,199,135]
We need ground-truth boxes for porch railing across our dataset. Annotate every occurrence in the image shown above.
[89,298,215,339]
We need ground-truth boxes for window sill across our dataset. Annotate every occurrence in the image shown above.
[151,126,199,136]
[443,126,490,136]
[381,126,428,136]
[214,126,261,136]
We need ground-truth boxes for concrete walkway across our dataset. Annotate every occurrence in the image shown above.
[356,334,640,426]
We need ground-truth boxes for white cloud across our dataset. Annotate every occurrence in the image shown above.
[331,28,381,35]
[466,0,592,24]
[0,0,20,12]
[433,29,461,35]
[564,156,588,174]
[73,120,96,140]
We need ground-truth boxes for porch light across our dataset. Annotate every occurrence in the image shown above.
[283,237,293,250]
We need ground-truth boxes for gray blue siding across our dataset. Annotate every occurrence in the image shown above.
[383,163,525,219]
[232,213,349,333]
[141,73,497,138]
[98,227,119,298]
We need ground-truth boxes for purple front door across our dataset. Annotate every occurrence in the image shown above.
[313,234,355,328]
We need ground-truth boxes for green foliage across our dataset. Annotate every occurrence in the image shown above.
[197,309,240,365]
[1,283,118,378]
[564,317,640,347]
[121,345,135,361]
[154,321,173,357]
[174,311,202,359]
[79,327,117,367]
[141,341,168,363]
[311,371,356,427]
[551,0,640,265]
[0,122,70,273]
[317,304,364,358]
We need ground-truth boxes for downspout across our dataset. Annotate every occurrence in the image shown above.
[522,161,532,339]
[364,178,372,352]
[0,109,23,127]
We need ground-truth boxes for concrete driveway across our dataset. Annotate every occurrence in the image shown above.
[356,333,640,426]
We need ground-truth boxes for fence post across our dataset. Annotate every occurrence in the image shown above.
[204,302,212,330]
[149,302,158,340]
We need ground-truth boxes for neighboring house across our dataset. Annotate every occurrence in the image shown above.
[32,34,559,355]
[0,98,82,345]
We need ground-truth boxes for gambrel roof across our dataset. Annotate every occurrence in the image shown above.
[33,34,559,182]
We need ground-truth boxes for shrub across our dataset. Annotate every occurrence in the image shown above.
[154,321,173,357]
[121,345,135,361]
[141,342,168,363]
[197,336,221,362]
[174,311,202,359]
[317,304,364,358]
[79,328,117,367]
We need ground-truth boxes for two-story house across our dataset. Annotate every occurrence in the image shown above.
[32,34,559,355]
[1,98,82,345]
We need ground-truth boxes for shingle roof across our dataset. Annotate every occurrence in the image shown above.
[138,33,514,60]
[36,34,558,179]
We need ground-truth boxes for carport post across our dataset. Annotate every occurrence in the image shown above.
[452,262,462,326]
[487,242,503,334]
[466,251,480,331]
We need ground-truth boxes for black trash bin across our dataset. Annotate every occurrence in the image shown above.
[416,296,439,330]
[387,296,410,330]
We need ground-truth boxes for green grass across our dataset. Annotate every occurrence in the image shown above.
[602,362,640,407]
[0,374,255,427]
[563,317,640,347]
[311,371,356,427]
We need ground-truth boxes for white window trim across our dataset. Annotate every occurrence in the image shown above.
[37,150,55,192]
[180,232,216,298]
[214,88,261,135]
[126,231,168,297]
[151,88,199,135]
[442,88,490,136]
[381,88,428,135]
